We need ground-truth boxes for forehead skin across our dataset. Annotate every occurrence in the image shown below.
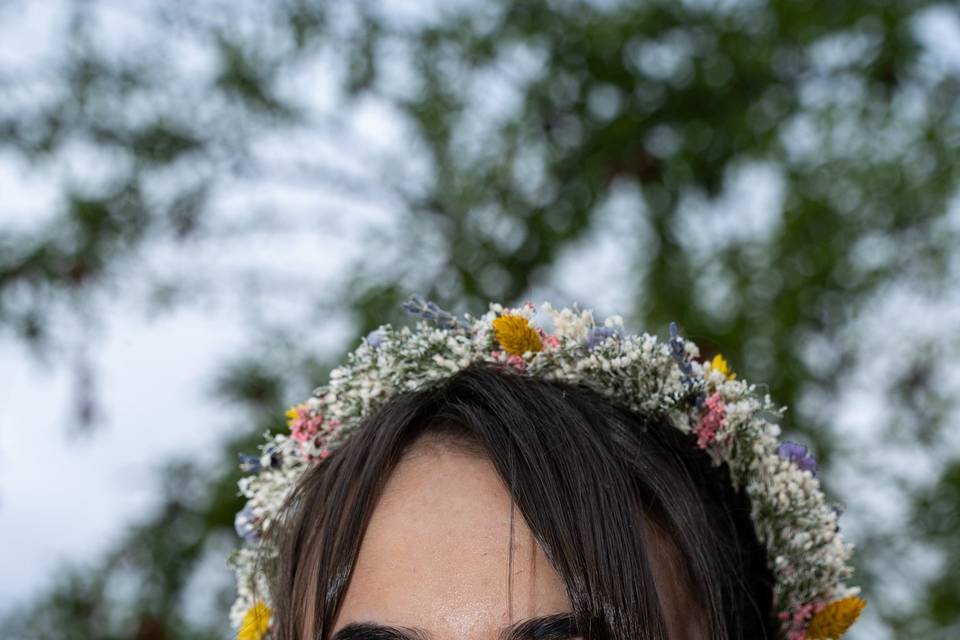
[327,438,701,640]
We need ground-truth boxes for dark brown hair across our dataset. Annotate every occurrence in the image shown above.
[261,362,775,639]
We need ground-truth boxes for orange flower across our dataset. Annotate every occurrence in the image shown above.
[806,596,866,639]
[492,315,543,356]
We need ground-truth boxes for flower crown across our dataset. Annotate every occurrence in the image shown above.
[228,296,864,640]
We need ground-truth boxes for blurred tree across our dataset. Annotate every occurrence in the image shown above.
[2,0,958,638]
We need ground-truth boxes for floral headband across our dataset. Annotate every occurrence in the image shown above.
[228,296,865,640]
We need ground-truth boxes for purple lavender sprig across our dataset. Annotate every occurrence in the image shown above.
[401,294,471,331]
[265,445,282,469]
[238,445,282,474]
[668,322,694,380]
[668,322,706,410]
[778,440,817,476]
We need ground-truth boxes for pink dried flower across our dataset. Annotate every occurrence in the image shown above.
[506,353,526,371]
[288,405,325,443]
[782,601,826,640]
[537,328,562,351]
[695,392,726,449]
[487,349,528,372]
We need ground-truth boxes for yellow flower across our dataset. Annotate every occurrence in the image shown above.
[807,596,866,640]
[707,353,736,380]
[238,601,272,640]
[492,315,543,356]
[285,404,304,427]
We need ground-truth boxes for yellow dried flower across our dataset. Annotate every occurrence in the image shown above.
[238,601,271,640]
[807,596,866,639]
[285,406,299,424]
[492,315,543,356]
[707,353,736,380]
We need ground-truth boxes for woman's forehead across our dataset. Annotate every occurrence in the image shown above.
[330,443,571,639]
[327,440,703,639]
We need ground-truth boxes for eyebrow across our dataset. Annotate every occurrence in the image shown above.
[328,611,580,640]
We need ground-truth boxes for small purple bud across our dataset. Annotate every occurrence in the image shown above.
[667,321,694,381]
[238,453,261,473]
[366,328,386,348]
[694,391,706,411]
[778,440,817,475]
[831,504,845,533]
[584,325,622,350]
[264,445,283,469]
[234,505,259,543]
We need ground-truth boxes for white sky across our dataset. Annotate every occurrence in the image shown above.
[0,0,643,604]
[0,302,253,605]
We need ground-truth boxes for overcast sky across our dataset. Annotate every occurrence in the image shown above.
[0,1,642,607]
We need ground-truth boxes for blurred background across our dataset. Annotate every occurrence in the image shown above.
[1,1,958,638]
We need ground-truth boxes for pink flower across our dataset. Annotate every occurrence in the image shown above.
[782,601,826,640]
[506,354,526,371]
[289,406,325,443]
[537,328,561,351]
[695,392,726,449]
[489,349,527,372]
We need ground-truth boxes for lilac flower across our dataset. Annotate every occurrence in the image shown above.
[584,325,622,350]
[366,328,386,348]
[778,440,817,476]
[234,505,259,543]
